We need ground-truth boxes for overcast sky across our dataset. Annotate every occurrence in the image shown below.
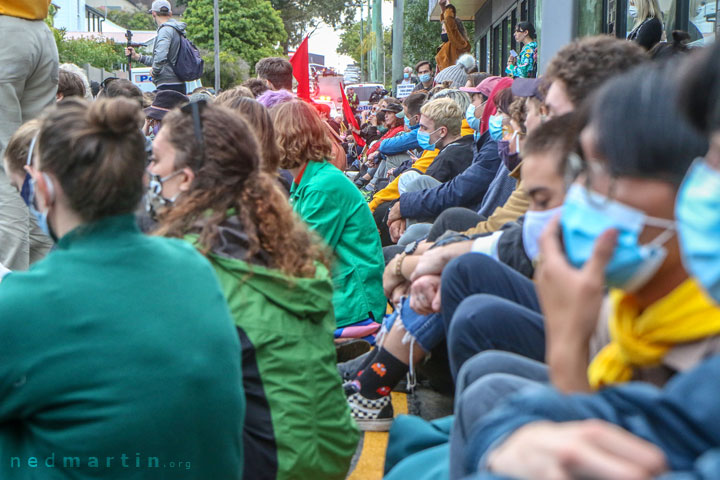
[307,1,394,73]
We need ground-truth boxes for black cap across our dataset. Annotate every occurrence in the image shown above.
[381,103,403,114]
[511,78,544,100]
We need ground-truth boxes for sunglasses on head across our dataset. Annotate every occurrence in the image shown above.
[180,99,208,169]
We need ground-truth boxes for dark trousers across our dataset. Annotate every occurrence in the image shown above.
[427,207,484,242]
[157,83,186,95]
[441,252,545,379]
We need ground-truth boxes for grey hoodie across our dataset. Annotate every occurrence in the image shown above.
[139,18,187,86]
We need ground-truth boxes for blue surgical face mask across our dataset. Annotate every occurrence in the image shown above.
[28,173,58,243]
[404,116,411,128]
[561,184,676,292]
[628,5,638,18]
[676,159,720,303]
[465,104,481,132]
[417,127,441,151]
[523,206,563,261]
[419,73,432,84]
[404,72,410,79]
[488,115,504,141]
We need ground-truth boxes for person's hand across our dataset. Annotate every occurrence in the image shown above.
[391,284,409,305]
[439,0,449,10]
[388,168,396,177]
[507,55,517,65]
[535,216,617,392]
[387,202,403,225]
[384,254,409,298]
[125,47,140,61]
[389,219,406,244]
[487,420,668,480]
[410,275,442,314]
[411,241,473,280]
[368,151,380,163]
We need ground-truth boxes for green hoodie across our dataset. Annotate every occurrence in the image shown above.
[206,248,359,480]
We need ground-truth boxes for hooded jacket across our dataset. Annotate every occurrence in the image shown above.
[139,18,186,86]
[190,218,359,480]
[290,160,386,327]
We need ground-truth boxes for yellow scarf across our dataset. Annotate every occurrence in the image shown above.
[588,278,720,389]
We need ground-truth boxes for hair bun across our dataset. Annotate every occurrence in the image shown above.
[671,30,691,46]
[87,97,144,135]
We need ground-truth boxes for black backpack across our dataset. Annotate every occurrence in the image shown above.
[161,24,204,82]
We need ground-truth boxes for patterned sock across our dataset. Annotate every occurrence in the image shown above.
[355,348,408,399]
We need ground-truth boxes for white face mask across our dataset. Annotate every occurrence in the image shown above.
[628,5,638,18]
[522,206,563,262]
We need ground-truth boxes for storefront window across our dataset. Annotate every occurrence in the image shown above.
[624,0,716,45]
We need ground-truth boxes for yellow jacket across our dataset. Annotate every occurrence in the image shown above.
[462,164,529,236]
[0,0,50,20]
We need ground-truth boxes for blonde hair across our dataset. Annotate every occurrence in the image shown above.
[271,100,333,170]
[3,119,41,176]
[215,86,254,106]
[420,97,463,136]
[635,0,662,28]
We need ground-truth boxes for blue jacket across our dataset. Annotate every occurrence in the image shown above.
[399,131,500,222]
[379,125,419,156]
[466,354,720,477]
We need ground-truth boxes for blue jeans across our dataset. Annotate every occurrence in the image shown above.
[441,253,545,379]
[450,351,548,479]
[383,297,445,353]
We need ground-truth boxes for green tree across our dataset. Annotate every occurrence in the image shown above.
[271,0,357,54]
[184,0,286,73]
[338,21,392,86]
[107,10,157,30]
[201,50,250,90]
[403,0,474,70]
[53,28,127,71]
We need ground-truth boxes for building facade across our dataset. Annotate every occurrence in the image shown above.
[429,0,717,75]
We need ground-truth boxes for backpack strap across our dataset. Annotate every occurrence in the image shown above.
[159,23,185,37]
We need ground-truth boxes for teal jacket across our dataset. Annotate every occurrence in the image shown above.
[206,243,359,480]
[0,215,245,479]
[290,160,386,327]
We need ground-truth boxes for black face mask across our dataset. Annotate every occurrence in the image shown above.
[441,33,449,43]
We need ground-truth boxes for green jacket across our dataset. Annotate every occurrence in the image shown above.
[0,215,244,479]
[207,247,359,480]
[290,160,386,327]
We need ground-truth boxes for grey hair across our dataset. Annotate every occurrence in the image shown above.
[432,88,471,114]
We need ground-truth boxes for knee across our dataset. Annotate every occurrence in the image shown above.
[448,295,509,346]
[442,254,504,293]
[456,351,525,388]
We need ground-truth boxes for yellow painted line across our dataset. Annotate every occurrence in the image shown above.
[347,392,408,480]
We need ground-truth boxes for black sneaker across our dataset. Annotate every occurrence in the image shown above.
[338,349,374,382]
[347,392,394,431]
[335,339,372,363]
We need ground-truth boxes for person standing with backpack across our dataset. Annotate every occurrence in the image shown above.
[126,0,199,94]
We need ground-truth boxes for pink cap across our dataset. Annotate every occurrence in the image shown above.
[459,76,502,97]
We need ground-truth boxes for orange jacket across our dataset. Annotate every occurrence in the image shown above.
[435,9,471,72]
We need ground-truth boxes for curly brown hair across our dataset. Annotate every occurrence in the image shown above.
[154,103,329,278]
[271,100,333,170]
[544,36,647,106]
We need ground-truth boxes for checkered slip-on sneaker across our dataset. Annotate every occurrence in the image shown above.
[347,392,394,432]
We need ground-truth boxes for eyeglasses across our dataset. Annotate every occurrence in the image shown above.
[180,99,208,169]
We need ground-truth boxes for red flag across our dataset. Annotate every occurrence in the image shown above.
[340,82,365,147]
[289,37,310,101]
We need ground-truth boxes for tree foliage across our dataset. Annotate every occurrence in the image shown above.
[53,28,127,71]
[107,10,157,30]
[201,51,250,90]
[270,0,357,53]
[403,0,474,70]
[338,21,392,85]
[184,0,286,73]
